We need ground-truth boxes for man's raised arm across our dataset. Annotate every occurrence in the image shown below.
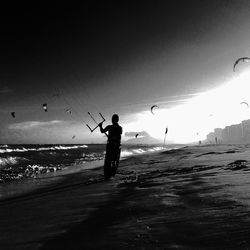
[99,122,109,134]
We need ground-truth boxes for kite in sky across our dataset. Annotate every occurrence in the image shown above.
[135,133,139,138]
[72,135,76,139]
[233,57,250,72]
[240,101,249,108]
[11,112,15,118]
[150,105,159,115]
[66,108,72,114]
[43,103,48,112]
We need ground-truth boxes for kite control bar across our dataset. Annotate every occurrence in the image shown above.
[86,112,108,136]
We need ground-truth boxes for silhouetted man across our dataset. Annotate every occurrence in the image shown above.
[99,114,122,178]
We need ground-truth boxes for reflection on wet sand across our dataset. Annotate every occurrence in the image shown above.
[2,144,250,249]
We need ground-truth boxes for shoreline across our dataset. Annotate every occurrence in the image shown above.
[0,145,168,202]
[2,144,250,249]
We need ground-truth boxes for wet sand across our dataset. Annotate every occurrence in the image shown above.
[2,144,250,249]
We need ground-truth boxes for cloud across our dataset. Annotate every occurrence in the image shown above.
[125,131,149,137]
[9,120,64,130]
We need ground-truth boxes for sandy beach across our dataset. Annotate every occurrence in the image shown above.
[2,144,250,249]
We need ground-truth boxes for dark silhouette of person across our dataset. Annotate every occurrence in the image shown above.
[99,114,122,178]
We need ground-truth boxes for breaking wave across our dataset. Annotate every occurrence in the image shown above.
[0,144,166,183]
[0,144,88,154]
[0,156,26,167]
[121,146,164,158]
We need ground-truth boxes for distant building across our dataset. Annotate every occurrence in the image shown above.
[206,132,215,144]
[206,119,250,144]
[214,128,222,144]
[223,126,231,143]
[242,120,250,142]
[229,124,242,143]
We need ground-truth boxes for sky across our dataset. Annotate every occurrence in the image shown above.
[1,1,250,144]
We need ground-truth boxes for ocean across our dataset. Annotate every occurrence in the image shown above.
[0,143,165,184]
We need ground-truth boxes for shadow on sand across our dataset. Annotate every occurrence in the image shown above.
[40,184,137,250]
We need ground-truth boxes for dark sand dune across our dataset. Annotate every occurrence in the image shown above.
[2,145,250,249]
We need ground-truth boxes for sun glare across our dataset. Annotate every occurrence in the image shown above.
[124,70,250,143]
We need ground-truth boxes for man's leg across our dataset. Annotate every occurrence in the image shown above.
[104,144,112,178]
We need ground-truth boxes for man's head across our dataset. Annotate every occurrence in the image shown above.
[112,114,119,124]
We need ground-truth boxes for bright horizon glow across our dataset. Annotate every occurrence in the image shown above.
[124,69,250,144]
